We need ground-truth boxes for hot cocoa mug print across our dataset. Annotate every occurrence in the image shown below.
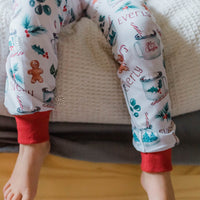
[140,71,168,101]
[134,30,161,60]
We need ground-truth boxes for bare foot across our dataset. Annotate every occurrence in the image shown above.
[3,141,50,200]
[140,171,175,200]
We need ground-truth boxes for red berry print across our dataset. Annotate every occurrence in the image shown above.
[25,30,28,33]
[123,6,128,10]
[26,34,30,37]
[63,5,67,12]
[42,52,49,59]
[163,114,167,119]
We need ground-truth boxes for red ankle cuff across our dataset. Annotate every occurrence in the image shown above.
[141,149,172,173]
[15,111,51,144]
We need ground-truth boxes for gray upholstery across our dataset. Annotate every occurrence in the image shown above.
[0,110,200,164]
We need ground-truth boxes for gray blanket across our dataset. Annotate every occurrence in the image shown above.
[0,110,200,165]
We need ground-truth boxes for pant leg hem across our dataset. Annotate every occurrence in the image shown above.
[15,111,51,144]
[140,148,172,173]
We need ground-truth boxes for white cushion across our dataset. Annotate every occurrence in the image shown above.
[0,0,200,124]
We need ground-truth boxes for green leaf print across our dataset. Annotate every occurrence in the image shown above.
[35,4,43,15]
[155,102,171,121]
[69,8,75,23]
[99,15,105,22]
[56,0,62,7]
[50,65,55,74]
[28,25,46,35]
[22,16,31,29]
[43,5,51,15]
[32,45,45,55]
[116,2,138,12]
[50,65,58,78]
[59,14,64,24]
[10,64,24,84]
[29,0,35,7]
[13,63,18,72]
[15,74,23,84]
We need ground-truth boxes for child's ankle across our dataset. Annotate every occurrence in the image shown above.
[140,171,175,200]
[19,141,50,156]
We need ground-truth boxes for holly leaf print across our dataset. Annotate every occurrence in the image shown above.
[56,0,62,7]
[28,25,46,36]
[22,16,31,29]
[32,45,45,55]
[13,63,18,73]
[43,5,51,15]
[155,103,171,121]
[15,74,24,84]
[50,65,55,75]
[99,15,105,22]
[116,2,138,12]
[50,64,58,78]
[36,0,46,2]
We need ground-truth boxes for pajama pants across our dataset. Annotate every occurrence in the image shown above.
[4,0,179,172]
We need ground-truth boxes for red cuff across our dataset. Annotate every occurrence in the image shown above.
[14,111,51,144]
[140,149,172,173]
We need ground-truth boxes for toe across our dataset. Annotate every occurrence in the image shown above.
[3,182,11,193]
[7,192,14,200]
[12,193,22,200]
[4,188,12,199]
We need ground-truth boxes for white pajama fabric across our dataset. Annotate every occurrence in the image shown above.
[4,0,179,153]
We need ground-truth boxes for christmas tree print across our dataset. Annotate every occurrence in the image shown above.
[50,64,58,78]
[142,132,158,143]
[10,63,24,85]
[129,98,141,117]
[29,0,51,16]
[22,15,47,37]
[133,132,140,142]
[155,102,171,121]
[147,79,162,94]
[116,1,138,12]
[32,45,49,59]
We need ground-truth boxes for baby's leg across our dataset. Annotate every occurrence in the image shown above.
[3,0,72,199]
[84,0,179,199]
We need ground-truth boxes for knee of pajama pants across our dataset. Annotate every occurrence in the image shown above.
[4,0,59,116]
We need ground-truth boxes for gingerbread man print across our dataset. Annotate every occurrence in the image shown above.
[28,60,43,83]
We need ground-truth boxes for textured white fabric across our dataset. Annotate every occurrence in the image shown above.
[0,0,200,124]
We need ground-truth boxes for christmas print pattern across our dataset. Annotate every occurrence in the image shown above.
[4,0,178,153]
[29,0,52,16]
[22,15,47,37]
